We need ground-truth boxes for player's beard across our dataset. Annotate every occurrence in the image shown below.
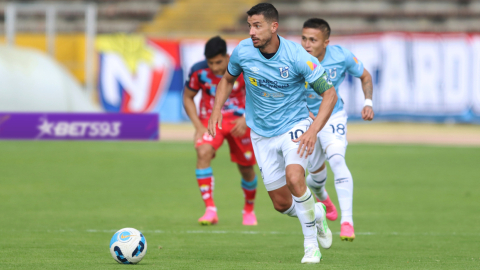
[254,35,272,50]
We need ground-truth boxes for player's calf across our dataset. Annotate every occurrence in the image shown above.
[195,167,217,225]
[241,175,258,225]
[326,144,354,226]
[307,164,338,221]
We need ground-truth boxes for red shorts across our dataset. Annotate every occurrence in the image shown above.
[195,117,256,166]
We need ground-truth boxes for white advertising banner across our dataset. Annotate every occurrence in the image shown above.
[378,34,411,113]
[179,33,480,122]
[472,35,480,115]
[411,35,443,114]
[441,35,470,114]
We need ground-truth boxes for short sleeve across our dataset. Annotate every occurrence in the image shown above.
[343,47,364,78]
[227,45,243,77]
[186,70,201,91]
[295,47,326,84]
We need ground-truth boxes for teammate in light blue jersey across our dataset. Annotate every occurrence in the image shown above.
[301,18,375,242]
[208,3,337,264]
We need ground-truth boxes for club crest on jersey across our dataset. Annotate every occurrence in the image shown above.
[279,66,289,78]
[329,68,337,79]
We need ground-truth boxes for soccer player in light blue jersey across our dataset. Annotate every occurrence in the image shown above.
[301,18,375,242]
[208,3,337,264]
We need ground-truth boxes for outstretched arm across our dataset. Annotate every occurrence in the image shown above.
[183,86,207,143]
[359,69,374,121]
[208,71,237,137]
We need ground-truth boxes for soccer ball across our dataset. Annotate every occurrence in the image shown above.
[109,228,147,264]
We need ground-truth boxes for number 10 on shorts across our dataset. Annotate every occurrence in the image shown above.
[289,129,304,140]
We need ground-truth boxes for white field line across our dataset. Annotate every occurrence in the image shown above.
[24,229,477,236]
[79,230,472,236]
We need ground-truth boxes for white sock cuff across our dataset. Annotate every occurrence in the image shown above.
[293,188,312,203]
[281,201,297,217]
[309,167,327,185]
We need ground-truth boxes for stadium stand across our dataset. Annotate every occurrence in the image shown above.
[141,0,257,37]
[2,0,480,36]
[0,0,173,34]
[224,0,480,35]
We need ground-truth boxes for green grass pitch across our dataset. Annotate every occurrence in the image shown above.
[1,141,479,269]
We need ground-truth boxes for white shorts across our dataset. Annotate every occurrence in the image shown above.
[308,110,348,172]
[250,118,312,191]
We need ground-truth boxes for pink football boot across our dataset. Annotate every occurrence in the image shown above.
[242,211,258,226]
[340,222,355,242]
[198,207,218,225]
[316,195,338,221]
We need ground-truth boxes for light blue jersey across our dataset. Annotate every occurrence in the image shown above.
[228,36,326,137]
[306,45,364,116]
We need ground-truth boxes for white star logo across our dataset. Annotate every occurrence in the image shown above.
[37,118,54,137]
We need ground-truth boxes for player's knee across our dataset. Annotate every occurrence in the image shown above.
[196,145,215,161]
[238,165,256,181]
[285,174,307,197]
[273,200,291,213]
[285,171,303,186]
[308,162,326,174]
[326,144,346,168]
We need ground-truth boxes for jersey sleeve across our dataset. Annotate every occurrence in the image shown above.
[343,47,364,78]
[227,45,243,77]
[186,70,201,91]
[295,47,326,84]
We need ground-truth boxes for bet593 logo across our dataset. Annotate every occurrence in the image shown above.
[37,118,121,138]
[97,36,175,113]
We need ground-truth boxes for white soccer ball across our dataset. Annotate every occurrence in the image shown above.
[109,228,147,264]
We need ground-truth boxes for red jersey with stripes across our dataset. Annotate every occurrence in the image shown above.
[186,60,246,120]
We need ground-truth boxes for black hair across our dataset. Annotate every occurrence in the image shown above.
[246,3,279,23]
[303,18,331,38]
[204,36,227,59]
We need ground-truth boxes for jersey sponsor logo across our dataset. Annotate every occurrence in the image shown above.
[262,91,285,98]
[37,118,121,138]
[248,77,258,86]
[279,66,289,78]
[329,68,337,79]
[250,67,260,74]
[250,78,290,89]
[307,61,317,71]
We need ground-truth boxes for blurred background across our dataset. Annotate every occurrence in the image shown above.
[1,0,480,143]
